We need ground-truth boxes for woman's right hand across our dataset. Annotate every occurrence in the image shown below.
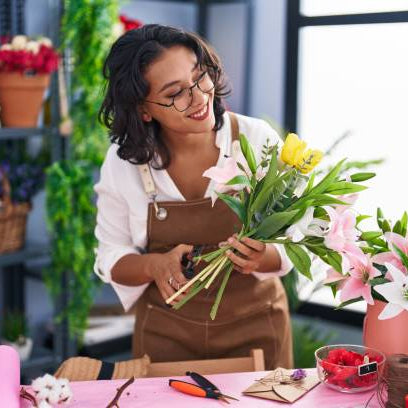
[147,244,193,304]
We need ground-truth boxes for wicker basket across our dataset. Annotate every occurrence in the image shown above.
[0,169,31,254]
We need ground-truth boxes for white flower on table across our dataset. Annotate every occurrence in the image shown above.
[31,374,72,407]
[374,262,408,320]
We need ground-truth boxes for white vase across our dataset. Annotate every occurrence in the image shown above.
[2,337,33,361]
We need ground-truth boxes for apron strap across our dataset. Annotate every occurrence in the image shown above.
[228,112,240,142]
[137,164,168,221]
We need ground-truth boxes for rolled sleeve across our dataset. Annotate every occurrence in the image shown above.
[94,146,148,311]
[252,244,293,280]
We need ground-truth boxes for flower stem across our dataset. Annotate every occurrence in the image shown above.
[165,265,211,304]
[204,256,229,289]
[199,255,225,282]
[210,263,234,320]
[172,279,208,310]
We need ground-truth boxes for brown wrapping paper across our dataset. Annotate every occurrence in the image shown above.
[243,368,320,403]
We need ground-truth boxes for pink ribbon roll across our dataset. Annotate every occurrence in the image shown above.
[0,345,21,408]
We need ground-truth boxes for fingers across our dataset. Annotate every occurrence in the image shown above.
[240,236,266,252]
[227,236,253,257]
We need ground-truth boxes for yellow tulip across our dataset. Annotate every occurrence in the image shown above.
[297,149,324,174]
[280,133,323,174]
[280,133,307,167]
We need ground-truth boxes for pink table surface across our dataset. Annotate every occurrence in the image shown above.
[21,369,381,408]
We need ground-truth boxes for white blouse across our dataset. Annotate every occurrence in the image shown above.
[93,112,293,311]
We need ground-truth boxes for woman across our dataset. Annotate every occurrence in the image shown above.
[95,24,293,369]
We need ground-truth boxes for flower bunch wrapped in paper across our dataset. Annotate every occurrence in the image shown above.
[166,132,374,319]
[324,207,408,319]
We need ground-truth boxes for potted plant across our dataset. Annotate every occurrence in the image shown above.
[323,207,408,356]
[0,35,58,127]
[0,158,45,253]
[1,310,33,361]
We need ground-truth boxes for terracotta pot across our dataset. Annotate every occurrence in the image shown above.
[363,299,408,356]
[0,72,50,127]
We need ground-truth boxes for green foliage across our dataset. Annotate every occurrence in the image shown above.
[43,0,119,341]
[1,311,28,342]
[292,321,335,368]
[61,0,119,165]
[45,161,97,339]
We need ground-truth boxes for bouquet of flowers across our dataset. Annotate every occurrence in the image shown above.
[0,35,58,74]
[324,208,408,320]
[166,132,374,319]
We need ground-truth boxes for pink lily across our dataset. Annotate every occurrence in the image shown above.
[323,206,364,267]
[334,193,359,214]
[340,249,381,305]
[203,157,246,206]
[324,268,347,289]
[371,232,408,276]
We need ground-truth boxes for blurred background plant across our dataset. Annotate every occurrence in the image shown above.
[44,0,120,341]
[1,309,29,343]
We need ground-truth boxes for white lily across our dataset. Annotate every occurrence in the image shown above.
[373,262,408,320]
[285,207,328,243]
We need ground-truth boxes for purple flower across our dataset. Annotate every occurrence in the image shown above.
[290,369,307,381]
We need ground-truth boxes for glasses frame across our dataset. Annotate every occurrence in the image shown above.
[144,71,215,113]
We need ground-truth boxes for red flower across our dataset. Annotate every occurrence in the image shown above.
[119,14,143,31]
[0,41,58,74]
[319,347,383,390]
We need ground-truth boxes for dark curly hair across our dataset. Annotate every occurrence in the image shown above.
[99,24,231,169]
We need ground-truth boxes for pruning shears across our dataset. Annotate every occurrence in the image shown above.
[169,371,239,403]
[181,245,204,279]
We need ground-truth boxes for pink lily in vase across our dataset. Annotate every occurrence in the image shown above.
[371,232,408,275]
[339,249,381,305]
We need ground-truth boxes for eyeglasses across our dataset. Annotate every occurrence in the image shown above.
[145,71,215,113]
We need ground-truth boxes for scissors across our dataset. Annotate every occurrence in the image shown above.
[181,245,204,279]
[169,371,239,403]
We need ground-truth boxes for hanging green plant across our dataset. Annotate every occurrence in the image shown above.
[45,0,119,340]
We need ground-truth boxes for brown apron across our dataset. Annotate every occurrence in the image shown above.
[133,113,293,370]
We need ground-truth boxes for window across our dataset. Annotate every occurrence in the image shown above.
[285,4,408,312]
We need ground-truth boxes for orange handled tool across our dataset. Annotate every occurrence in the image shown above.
[169,371,239,403]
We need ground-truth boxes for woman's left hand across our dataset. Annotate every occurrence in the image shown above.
[224,234,266,274]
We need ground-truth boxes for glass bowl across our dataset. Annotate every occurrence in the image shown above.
[315,344,385,393]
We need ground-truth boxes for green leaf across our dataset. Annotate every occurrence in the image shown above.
[382,219,391,233]
[326,251,343,273]
[401,212,408,237]
[225,175,251,188]
[255,210,299,239]
[284,243,312,280]
[350,172,376,182]
[308,159,346,196]
[303,172,316,195]
[356,215,371,225]
[369,277,390,286]
[393,220,402,235]
[360,231,383,242]
[335,297,364,309]
[325,181,367,195]
[217,193,246,224]
[310,194,348,207]
[249,145,280,214]
[393,246,408,271]
[239,133,257,174]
